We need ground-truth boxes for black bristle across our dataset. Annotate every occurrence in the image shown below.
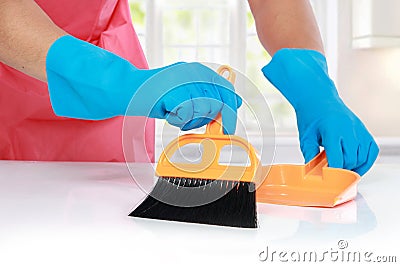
[129,177,257,228]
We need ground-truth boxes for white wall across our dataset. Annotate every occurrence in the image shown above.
[335,0,400,137]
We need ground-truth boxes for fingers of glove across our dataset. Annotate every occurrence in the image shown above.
[322,134,344,169]
[341,138,359,171]
[212,73,243,109]
[154,63,240,133]
[181,101,221,131]
[165,83,225,130]
[180,83,224,131]
[220,95,238,135]
[188,78,238,134]
[180,97,221,131]
[181,118,212,131]
[212,72,240,98]
[163,88,194,128]
[355,138,369,169]
[300,137,321,163]
[217,86,241,135]
[352,124,377,173]
[145,63,232,120]
[353,140,379,176]
[165,103,194,129]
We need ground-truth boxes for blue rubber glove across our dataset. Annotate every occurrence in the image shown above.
[262,49,379,175]
[46,35,242,134]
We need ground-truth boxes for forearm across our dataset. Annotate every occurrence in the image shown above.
[248,0,324,56]
[0,0,67,81]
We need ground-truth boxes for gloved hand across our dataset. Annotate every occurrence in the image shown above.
[46,35,242,134]
[262,48,379,175]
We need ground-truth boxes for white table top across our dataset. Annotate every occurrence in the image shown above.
[0,160,399,267]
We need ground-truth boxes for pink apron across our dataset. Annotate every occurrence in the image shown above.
[0,0,154,162]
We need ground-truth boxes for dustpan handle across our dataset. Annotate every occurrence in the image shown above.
[206,65,237,135]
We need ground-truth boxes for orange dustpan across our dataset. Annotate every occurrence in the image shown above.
[257,151,361,207]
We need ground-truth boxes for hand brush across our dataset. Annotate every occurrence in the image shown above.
[129,66,262,228]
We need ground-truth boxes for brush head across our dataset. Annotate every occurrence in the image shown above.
[130,67,259,228]
[129,177,257,228]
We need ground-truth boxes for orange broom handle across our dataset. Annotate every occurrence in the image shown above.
[206,66,237,135]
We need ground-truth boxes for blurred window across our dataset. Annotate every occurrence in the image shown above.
[128,0,327,139]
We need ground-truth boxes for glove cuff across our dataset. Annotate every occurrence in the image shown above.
[262,48,341,112]
[46,35,139,119]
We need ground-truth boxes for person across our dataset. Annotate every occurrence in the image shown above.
[0,0,378,175]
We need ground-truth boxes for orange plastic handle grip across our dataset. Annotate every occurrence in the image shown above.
[206,66,236,135]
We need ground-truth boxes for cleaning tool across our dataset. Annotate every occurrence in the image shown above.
[130,66,262,228]
[262,48,379,175]
[130,66,362,228]
[257,151,361,207]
